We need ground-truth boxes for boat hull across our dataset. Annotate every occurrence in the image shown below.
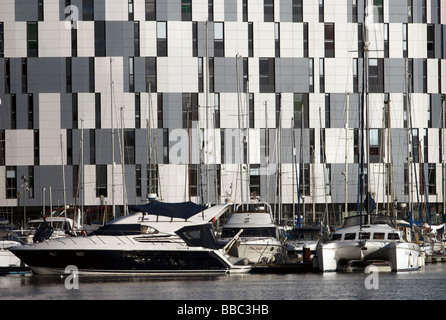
[316,240,422,272]
[222,238,287,264]
[10,246,250,276]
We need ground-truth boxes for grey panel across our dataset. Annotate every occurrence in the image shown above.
[214,57,242,93]
[163,93,182,130]
[279,0,292,23]
[94,0,106,21]
[388,0,408,23]
[384,58,406,93]
[134,57,146,93]
[71,57,90,93]
[60,93,72,129]
[15,94,28,129]
[275,58,309,93]
[9,58,23,94]
[225,0,238,22]
[15,0,38,21]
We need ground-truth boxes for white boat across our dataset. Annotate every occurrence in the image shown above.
[217,202,288,264]
[9,201,251,276]
[15,208,84,244]
[315,214,423,272]
[287,226,320,260]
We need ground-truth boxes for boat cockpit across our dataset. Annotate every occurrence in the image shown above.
[342,214,397,229]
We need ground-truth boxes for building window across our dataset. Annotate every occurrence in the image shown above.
[325,164,331,196]
[192,22,198,57]
[214,93,220,128]
[145,0,156,21]
[300,163,310,196]
[403,23,408,58]
[72,93,78,129]
[182,0,192,21]
[157,93,163,128]
[319,0,324,22]
[82,0,94,21]
[66,57,72,93]
[309,58,314,92]
[22,58,28,93]
[10,94,16,129]
[89,57,95,93]
[71,28,78,57]
[33,130,39,165]
[384,23,389,58]
[147,164,159,196]
[157,21,167,56]
[94,21,106,57]
[0,130,5,166]
[208,0,214,21]
[128,0,134,20]
[248,22,254,57]
[352,0,358,23]
[325,94,330,128]
[189,165,198,197]
[422,59,427,93]
[428,164,436,195]
[135,92,141,129]
[353,58,359,93]
[163,129,169,164]
[134,21,140,57]
[373,0,383,23]
[146,57,157,92]
[0,22,4,58]
[319,58,325,93]
[293,0,303,22]
[67,129,73,165]
[90,129,96,164]
[242,0,248,22]
[182,93,198,129]
[303,23,309,58]
[209,57,215,92]
[422,0,426,23]
[264,0,274,22]
[293,93,309,128]
[95,93,101,129]
[136,164,141,197]
[214,22,224,57]
[427,24,435,59]
[129,57,134,92]
[275,23,280,57]
[370,129,381,163]
[6,167,17,199]
[368,58,384,93]
[96,165,107,198]
[198,57,203,92]
[249,93,254,128]
[259,58,275,93]
[28,94,34,129]
[38,0,44,20]
[408,0,413,23]
[124,129,135,165]
[4,58,10,93]
[324,23,335,58]
[27,22,38,57]
[250,164,261,198]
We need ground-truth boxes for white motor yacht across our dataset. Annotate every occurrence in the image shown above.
[217,202,287,264]
[287,226,320,260]
[9,201,251,276]
[315,214,423,272]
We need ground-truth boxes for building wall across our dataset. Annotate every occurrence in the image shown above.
[0,0,445,224]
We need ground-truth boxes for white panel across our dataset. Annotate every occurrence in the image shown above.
[389,23,403,59]
[4,22,27,57]
[5,130,34,166]
[133,0,146,21]
[44,0,59,21]
[427,58,439,94]
[192,0,208,21]
[225,22,248,58]
[0,1,14,22]
[280,23,303,58]
[38,22,71,57]
[140,21,157,57]
[255,22,274,57]
[76,21,95,57]
[78,93,96,129]
[106,0,127,21]
[408,23,427,59]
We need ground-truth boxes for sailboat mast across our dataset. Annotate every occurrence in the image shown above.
[345,93,349,221]
[110,58,116,219]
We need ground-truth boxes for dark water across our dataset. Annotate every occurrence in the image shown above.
[1,264,446,301]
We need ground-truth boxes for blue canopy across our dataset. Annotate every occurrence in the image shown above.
[129,200,206,220]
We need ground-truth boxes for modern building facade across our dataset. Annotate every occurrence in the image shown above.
[0,0,445,226]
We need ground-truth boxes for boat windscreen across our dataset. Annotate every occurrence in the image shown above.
[175,224,220,249]
[342,214,396,228]
[129,200,206,220]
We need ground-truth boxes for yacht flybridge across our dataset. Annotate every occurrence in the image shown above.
[9,201,251,276]
[315,214,423,272]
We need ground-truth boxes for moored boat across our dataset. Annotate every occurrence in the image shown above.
[9,201,251,276]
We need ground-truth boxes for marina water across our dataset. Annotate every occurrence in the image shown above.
[1,264,446,300]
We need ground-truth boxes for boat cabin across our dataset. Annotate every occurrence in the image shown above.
[331,214,404,242]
